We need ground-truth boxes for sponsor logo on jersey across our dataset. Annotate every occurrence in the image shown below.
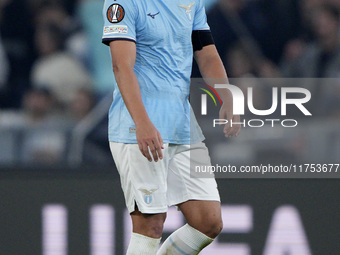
[178,2,195,20]
[103,25,128,35]
[107,4,125,23]
[147,12,160,19]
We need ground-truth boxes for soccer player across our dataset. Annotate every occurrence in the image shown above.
[102,0,240,254]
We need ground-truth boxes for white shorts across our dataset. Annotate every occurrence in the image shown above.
[109,142,220,214]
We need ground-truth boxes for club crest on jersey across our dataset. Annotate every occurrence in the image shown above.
[139,188,158,204]
[178,2,195,20]
[107,4,125,23]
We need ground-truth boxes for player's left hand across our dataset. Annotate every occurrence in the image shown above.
[219,103,241,138]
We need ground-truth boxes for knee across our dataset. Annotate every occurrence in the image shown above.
[132,212,166,238]
[198,217,223,239]
[207,218,223,238]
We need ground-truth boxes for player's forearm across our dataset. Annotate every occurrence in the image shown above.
[197,50,232,104]
[113,66,151,127]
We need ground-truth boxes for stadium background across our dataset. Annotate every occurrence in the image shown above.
[0,0,340,254]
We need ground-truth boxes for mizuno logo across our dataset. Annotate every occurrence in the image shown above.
[147,12,160,19]
[178,2,195,20]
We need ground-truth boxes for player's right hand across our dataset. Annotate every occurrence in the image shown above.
[136,120,164,162]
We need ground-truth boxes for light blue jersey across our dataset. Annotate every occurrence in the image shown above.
[102,0,209,144]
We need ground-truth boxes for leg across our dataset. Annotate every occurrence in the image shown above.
[157,143,222,254]
[178,200,222,238]
[126,208,166,255]
[156,200,222,255]
[130,209,167,238]
[109,143,171,255]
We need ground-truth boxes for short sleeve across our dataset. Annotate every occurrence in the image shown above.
[102,0,137,45]
[193,0,210,31]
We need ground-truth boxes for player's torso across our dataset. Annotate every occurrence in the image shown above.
[134,0,198,46]
[106,0,205,143]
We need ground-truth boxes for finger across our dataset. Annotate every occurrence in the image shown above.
[232,116,241,137]
[225,129,233,138]
[236,126,241,136]
[147,141,159,162]
[219,110,225,126]
[228,124,241,138]
[138,141,148,159]
[224,118,232,136]
[138,142,143,154]
[224,127,231,138]
[142,142,152,162]
[226,123,238,138]
[229,126,238,137]
[158,132,164,149]
[154,138,163,160]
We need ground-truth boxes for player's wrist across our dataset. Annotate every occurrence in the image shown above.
[134,116,153,128]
